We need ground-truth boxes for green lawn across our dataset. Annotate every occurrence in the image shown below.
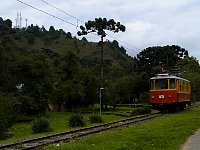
[44,106,200,150]
[0,109,127,144]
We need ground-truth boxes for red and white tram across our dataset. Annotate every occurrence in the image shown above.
[150,73,191,111]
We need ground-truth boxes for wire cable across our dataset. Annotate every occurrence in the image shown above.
[40,0,142,53]
[17,0,77,27]
[17,0,142,54]
[41,0,84,24]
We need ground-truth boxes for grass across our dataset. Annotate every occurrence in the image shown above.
[44,106,200,150]
[0,111,69,144]
[0,108,128,144]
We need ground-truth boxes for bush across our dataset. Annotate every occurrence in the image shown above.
[130,107,151,116]
[89,114,103,123]
[68,114,86,127]
[31,118,51,133]
[0,92,18,136]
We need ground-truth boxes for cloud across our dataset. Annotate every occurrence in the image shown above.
[1,0,200,60]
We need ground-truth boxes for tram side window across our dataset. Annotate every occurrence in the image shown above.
[186,82,188,92]
[180,82,182,92]
[150,80,154,90]
[176,80,181,92]
[183,81,185,92]
[170,79,175,89]
[155,79,168,89]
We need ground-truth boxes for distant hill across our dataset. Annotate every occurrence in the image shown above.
[16,30,132,60]
[0,21,135,76]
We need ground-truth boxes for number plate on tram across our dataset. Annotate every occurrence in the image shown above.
[159,95,164,98]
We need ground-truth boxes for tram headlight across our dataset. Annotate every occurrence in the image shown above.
[152,96,155,99]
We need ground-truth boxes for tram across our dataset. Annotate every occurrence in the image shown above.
[149,73,191,111]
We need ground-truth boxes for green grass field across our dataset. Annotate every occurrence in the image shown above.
[0,108,129,144]
[44,106,200,150]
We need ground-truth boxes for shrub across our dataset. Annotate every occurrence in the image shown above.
[31,118,51,133]
[89,114,103,123]
[68,114,86,127]
[130,107,151,116]
[0,92,18,137]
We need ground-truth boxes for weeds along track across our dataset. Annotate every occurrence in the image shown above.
[0,113,163,150]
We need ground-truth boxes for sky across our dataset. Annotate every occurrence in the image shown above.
[1,0,200,60]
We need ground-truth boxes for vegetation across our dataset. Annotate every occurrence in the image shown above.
[0,110,126,144]
[31,118,51,133]
[130,107,151,116]
[44,106,200,150]
[0,15,200,143]
[89,114,103,123]
[78,17,126,78]
[0,92,18,137]
[68,114,86,127]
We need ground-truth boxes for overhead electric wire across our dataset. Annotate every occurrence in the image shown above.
[40,0,142,53]
[17,0,77,27]
[41,0,84,24]
[17,0,142,54]
[105,34,141,52]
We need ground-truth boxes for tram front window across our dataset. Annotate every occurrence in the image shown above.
[155,79,168,89]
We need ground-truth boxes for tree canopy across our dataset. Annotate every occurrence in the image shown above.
[136,45,189,74]
[77,17,125,37]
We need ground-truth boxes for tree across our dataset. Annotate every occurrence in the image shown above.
[112,78,130,104]
[15,52,53,115]
[49,26,60,40]
[58,51,80,80]
[109,40,119,49]
[66,32,72,39]
[119,46,126,54]
[180,56,200,102]
[1,19,12,34]
[57,80,85,111]
[77,17,125,78]
[182,72,200,102]
[59,29,66,35]
[27,33,35,44]
[0,17,3,29]
[178,56,200,73]
[136,45,189,75]
[0,41,18,92]
[107,62,125,79]
[81,73,99,107]
[50,85,66,111]
[49,26,55,33]
[82,37,88,42]
[0,92,18,136]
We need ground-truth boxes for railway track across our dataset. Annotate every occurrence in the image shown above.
[0,113,163,150]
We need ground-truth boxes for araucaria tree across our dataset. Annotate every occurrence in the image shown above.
[77,17,126,78]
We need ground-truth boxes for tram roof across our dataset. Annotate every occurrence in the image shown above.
[150,74,190,82]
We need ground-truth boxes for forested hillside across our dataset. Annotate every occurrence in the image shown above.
[1,16,200,135]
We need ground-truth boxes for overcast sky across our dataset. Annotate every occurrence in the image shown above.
[1,0,200,60]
